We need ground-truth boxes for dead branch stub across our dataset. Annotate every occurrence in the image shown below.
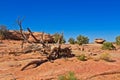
[27,28,39,42]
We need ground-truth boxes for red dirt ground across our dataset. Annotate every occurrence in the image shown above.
[0,40,120,80]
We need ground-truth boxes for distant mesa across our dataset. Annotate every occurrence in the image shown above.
[94,38,105,44]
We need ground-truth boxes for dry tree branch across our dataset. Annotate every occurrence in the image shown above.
[17,18,31,48]
[27,27,38,42]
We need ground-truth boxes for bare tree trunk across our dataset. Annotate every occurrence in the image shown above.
[17,18,31,48]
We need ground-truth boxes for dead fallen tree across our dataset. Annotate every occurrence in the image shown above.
[20,46,74,71]
[20,32,74,71]
[17,22,73,59]
[16,19,74,71]
[21,46,74,71]
[20,44,74,71]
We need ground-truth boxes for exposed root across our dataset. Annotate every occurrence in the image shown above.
[85,70,120,80]
[21,59,48,71]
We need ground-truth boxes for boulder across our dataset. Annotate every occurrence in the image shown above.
[94,38,105,44]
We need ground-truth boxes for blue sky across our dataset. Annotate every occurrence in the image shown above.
[0,0,120,42]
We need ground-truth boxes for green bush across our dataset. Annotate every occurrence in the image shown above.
[53,33,66,44]
[102,42,115,50]
[116,36,120,45]
[68,38,75,44]
[0,25,9,40]
[76,35,89,45]
[58,71,77,80]
[77,54,87,61]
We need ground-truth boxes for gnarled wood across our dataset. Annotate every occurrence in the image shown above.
[21,60,48,71]
[85,70,120,80]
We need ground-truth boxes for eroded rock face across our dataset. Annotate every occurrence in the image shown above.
[6,30,24,40]
[94,38,105,44]
[28,32,54,43]
[43,34,54,43]
[0,30,54,43]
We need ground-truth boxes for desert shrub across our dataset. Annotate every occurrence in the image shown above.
[100,53,111,62]
[89,55,100,61]
[102,42,115,50]
[0,25,9,40]
[116,36,120,45]
[77,54,87,61]
[58,71,77,80]
[68,37,75,44]
[76,35,89,45]
[62,39,66,43]
[53,33,66,44]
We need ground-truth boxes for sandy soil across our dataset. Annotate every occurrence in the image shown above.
[0,40,120,80]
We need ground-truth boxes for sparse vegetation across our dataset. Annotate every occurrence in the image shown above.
[68,37,75,44]
[53,33,66,44]
[77,54,87,61]
[116,36,120,45]
[102,42,115,50]
[100,53,111,62]
[92,56,100,61]
[58,71,77,80]
[76,35,89,45]
[0,25,9,40]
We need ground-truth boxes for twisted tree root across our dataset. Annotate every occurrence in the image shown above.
[21,59,48,71]
[85,70,120,80]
